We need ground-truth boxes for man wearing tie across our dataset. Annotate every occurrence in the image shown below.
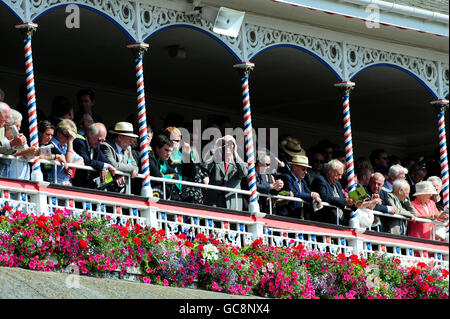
[311,159,356,225]
[278,155,322,220]
[72,122,116,189]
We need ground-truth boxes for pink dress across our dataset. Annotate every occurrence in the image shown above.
[408,199,439,240]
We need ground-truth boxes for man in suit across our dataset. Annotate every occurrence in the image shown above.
[202,135,248,211]
[311,159,355,225]
[278,155,322,220]
[72,122,116,189]
[385,179,417,235]
[100,122,139,193]
[365,172,397,231]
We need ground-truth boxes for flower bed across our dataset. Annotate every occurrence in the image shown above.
[0,207,448,299]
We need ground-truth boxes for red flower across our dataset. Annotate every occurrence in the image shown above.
[184,241,194,248]
[72,222,79,228]
[420,283,430,292]
[426,275,434,282]
[119,226,129,239]
[177,233,187,240]
[156,229,165,239]
[337,253,346,260]
[36,215,47,229]
[132,237,141,246]
[251,238,263,249]
[197,244,204,251]
[442,269,449,278]
[2,205,12,212]
[393,258,401,265]
[409,267,420,278]
[417,262,427,269]
[79,239,88,250]
[134,224,143,234]
[254,257,263,267]
[52,214,61,226]
[196,233,208,242]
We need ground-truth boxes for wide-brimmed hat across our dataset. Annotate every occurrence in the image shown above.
[280,137,305,157]
[288,155,311,168]
[413,181,438,196]
[109,122,138,138]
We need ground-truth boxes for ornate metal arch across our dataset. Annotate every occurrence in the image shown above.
[138,3,242,61]
[137,1,242,61]
[244,23,344,81]
[2,0,139,41]
[346,43,449,99]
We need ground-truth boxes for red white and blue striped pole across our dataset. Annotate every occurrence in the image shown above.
[15,22,43,182]
[431,99,449,210]
[234,62,260,214]
[335,81,356,193]
[127,42,152,198]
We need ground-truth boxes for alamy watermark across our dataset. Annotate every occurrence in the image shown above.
[65,4,80,29]
[365,4,380,29]
[65,263,80,289]
[65,3,381,30]
[161,120,280,172]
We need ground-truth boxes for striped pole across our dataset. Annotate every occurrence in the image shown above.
[15,22,43,182]
[431,99,449,210]
[127,42,152,198]
[233,62,260,214]
[334,81,356,193]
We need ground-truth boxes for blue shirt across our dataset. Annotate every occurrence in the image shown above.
[48,137,82,185]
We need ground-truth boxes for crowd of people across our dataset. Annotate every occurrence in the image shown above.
[0,87,448,241]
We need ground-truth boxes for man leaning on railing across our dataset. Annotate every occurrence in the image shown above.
[42,119,84,186]
[385,179,418,235]
[311,159,356,225]
[72,122,117,189]
[100,122,139,194]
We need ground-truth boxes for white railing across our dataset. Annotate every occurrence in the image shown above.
[1,175,448,269]
[0,154,447,241]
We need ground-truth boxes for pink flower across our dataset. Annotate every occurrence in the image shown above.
[212,282,222,292]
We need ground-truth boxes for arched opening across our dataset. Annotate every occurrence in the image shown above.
[141,25,242,131]
[350,65,440,160]
[248,45,344,152]
[0,4,27,106]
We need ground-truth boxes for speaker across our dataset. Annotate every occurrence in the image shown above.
[201,6,245,38]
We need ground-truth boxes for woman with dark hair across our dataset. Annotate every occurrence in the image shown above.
[38,120,66,168]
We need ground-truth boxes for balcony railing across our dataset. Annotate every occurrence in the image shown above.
[0,154,448,269]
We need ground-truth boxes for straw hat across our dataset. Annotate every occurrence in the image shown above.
[109,122,138,138]
[280,137,305,157]
[288,155,311,168]
[413,181,438,196]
